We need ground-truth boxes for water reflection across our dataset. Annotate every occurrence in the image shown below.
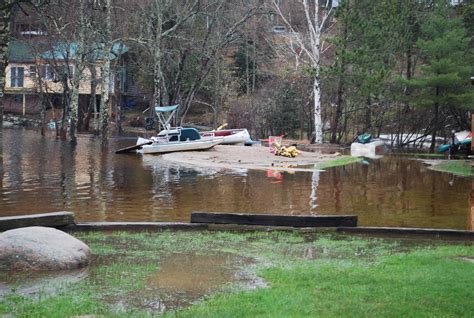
[0,268,88,297]
[309,170,320,213]
[0,128,471,230]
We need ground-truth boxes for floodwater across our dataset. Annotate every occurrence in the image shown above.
[0,128,472,230]
[0,268,88,297]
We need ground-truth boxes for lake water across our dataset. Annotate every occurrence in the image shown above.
[0,128,472,230]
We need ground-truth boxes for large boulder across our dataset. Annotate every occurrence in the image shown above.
[0,226,91,271]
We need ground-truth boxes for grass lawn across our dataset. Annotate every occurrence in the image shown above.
[315,156,363,169]
[1,231,474,317]
[428,160,474,177]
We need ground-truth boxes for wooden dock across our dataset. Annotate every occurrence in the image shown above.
[191,212,357,227]
[0,211,75,231]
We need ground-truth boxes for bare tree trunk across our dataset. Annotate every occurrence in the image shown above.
[0,1,12,169]
[84,63,97,132]
[430,87,440,153]
[38,83,46,136]
[99,60,111,140]
[313,74,323,143]
[331,23,347,144]
[331,78,343,144]
[245,32,250,95]
[69,0,87,145]
[100,0,112,142]
[59,73,71,139]
[364,96,371,133]
[69,79,81,144]
[152,0,163,122]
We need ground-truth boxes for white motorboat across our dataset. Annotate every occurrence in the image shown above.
[136,127,223,154]
[115,104,223,155]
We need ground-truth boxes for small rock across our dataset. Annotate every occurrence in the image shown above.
[0,226,91,271]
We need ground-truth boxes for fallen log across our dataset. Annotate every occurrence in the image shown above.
[191,212,357,227]
[0,211,75,231]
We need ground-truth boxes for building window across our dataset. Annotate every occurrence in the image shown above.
[39,64,74,81]
[29,66,37,78]
[10,67,24,87]
[39,65,54,80]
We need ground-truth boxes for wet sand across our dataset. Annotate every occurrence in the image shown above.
[161,145,340,172]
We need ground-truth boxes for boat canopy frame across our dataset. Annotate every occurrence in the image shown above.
[155,104,179,130]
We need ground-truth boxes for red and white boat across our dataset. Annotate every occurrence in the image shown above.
[200,128,250,145]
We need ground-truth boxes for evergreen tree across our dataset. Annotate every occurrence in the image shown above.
[406,1,473,151]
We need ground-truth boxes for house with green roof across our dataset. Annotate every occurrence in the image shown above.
[4,40,129,122]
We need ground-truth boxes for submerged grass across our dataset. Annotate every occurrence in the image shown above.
[1,231,473,317]
[395,152,446,158]
[315,156,363,169]
[429,160,474,177]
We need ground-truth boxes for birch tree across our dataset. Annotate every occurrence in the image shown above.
[68,0,88,144]
[98,0,112,142]
[272,0,335,143]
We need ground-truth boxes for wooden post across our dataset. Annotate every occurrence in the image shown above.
[470,179,474,231]
[191,212,358,227]
[22,93,26,116]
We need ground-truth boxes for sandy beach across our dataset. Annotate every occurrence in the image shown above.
[160,145,341,172]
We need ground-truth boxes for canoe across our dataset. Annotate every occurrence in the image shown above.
[200,129,250,145]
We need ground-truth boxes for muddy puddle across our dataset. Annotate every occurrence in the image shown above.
[0,251,264,313]
[104,252,265,313]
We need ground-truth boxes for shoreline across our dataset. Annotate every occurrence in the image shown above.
[156,145,342,172]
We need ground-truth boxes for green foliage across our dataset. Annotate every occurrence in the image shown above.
[404,1,474,112]
[267,81,304,137]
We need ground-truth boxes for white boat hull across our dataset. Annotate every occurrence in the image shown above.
[137,137,223,154]
[201,129,250,145]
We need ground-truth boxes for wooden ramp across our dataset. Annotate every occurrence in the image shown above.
[0,212,75,231]
[115,141,152,154]
[191,212,357,227]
